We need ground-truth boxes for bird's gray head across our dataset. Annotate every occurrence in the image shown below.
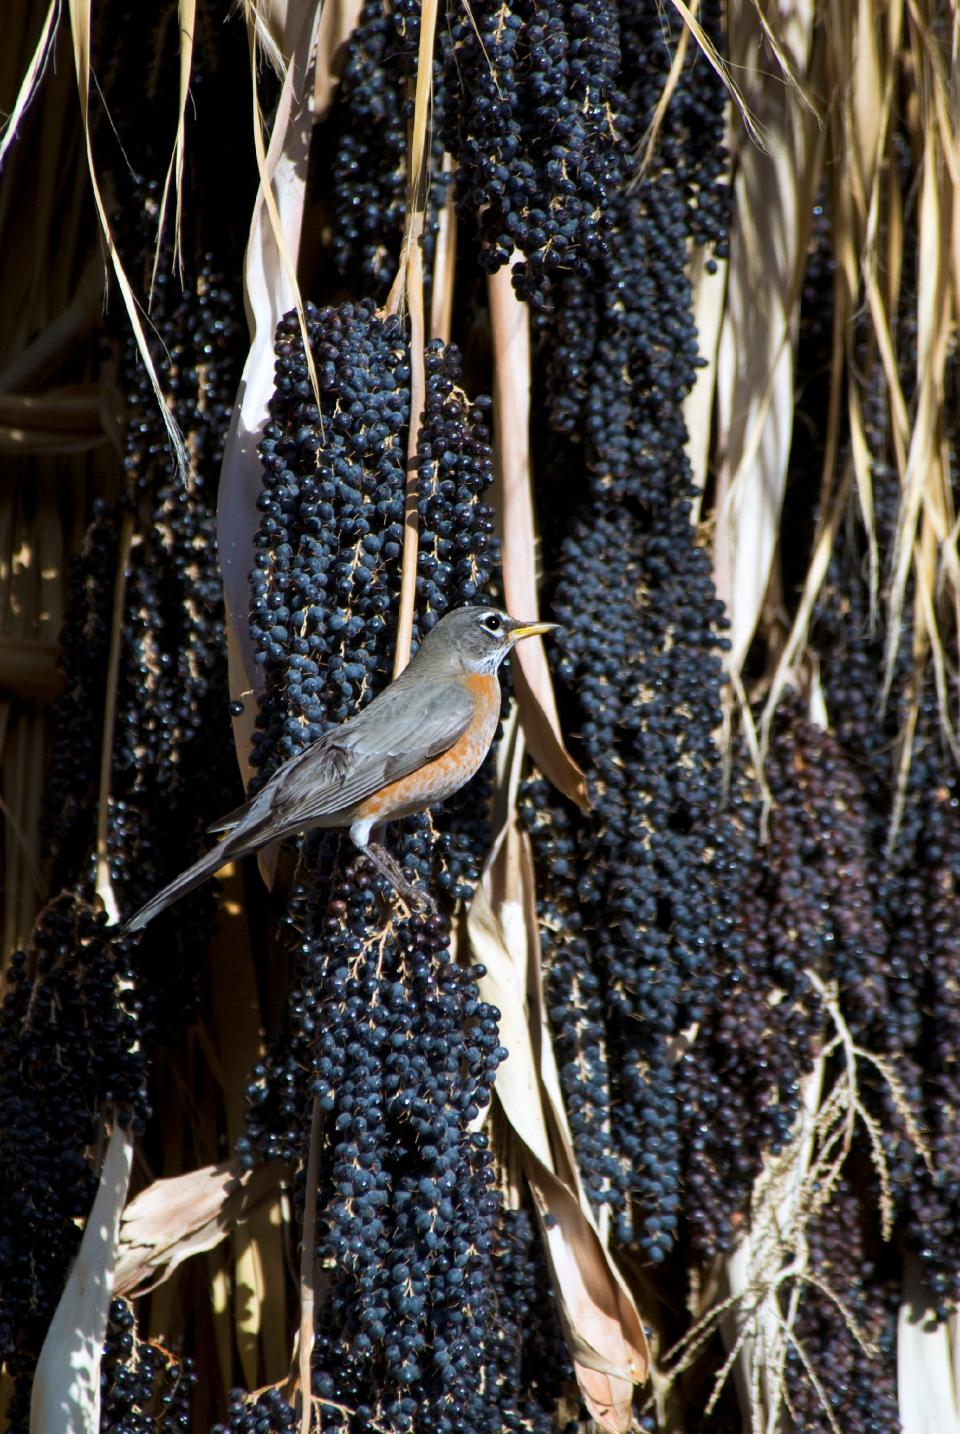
[412,605,559,675]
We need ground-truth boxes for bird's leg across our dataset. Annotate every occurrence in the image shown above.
[360,828,437,915]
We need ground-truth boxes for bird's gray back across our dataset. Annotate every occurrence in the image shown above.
[242,671,476,837]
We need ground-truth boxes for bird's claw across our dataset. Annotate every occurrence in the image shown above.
[393,881,437,917]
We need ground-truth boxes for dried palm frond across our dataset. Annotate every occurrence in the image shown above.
[712,0,823,680]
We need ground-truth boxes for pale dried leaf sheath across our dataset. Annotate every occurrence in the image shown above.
[488,265,590,811]
[429,154,458,344]
[299,1096,323,1434]
[713,0,822,676]
[684,242,728,522]
[391,215,426,679]
[527,1160,646,1433]
[31,1125,134,1433]
[218,0,329,786]
[114,1160,280,1298]
[898,1256,960,1433]
[469,886,554,1168]
[519,831,594,1203]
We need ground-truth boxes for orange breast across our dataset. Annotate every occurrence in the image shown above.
[353,672,500,824]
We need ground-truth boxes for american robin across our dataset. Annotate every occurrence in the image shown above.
[123,605,557,932]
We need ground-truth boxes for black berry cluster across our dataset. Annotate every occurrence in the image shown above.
[523,491,742,1265]
[0,906,145,1430]
[785,1172,900,1434]
[234,298,548,1431]
[443,0,626,303]
[325,0,452,295]
[300,900,509,1430]
[100,1298,197,1432]
[506,0,737,1280]
[767,204,960,1418]
[247,301,497,784]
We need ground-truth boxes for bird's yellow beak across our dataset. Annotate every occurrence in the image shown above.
[509,620,560,642]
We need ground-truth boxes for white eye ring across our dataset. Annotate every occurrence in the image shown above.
[482,613,503,633]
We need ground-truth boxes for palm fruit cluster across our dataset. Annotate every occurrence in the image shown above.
[770,434,960,1430]
[785,1169,901,1434]
[444,0,627,299]
[751,190,960,1427]
[232,295,575,1431]
[325,0,453,297]
[100,1299,197,1432]
[514,0,736,1272]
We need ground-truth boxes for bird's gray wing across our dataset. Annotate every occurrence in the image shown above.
[212,678,475,839]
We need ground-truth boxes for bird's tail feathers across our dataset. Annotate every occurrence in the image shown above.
[122,837,239,935]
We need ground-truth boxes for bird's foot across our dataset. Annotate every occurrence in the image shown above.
[393,885,438,919]
[364,843,437,916]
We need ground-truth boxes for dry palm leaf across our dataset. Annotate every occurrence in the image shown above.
[898,1256,960,1434]
[684,240,728,522]
[429,154,458,344]
[113,1159,281,1299]
[488,265,590,811]
[0,0,61,169]
[667,0,767,151]
[713,0,824,679]
[384,0,438,676]
[219,0,327,788]
[30,1125,135,1434]
[150,0,196,291]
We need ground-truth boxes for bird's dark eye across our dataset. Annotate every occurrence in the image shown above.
[482,613,503,634]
